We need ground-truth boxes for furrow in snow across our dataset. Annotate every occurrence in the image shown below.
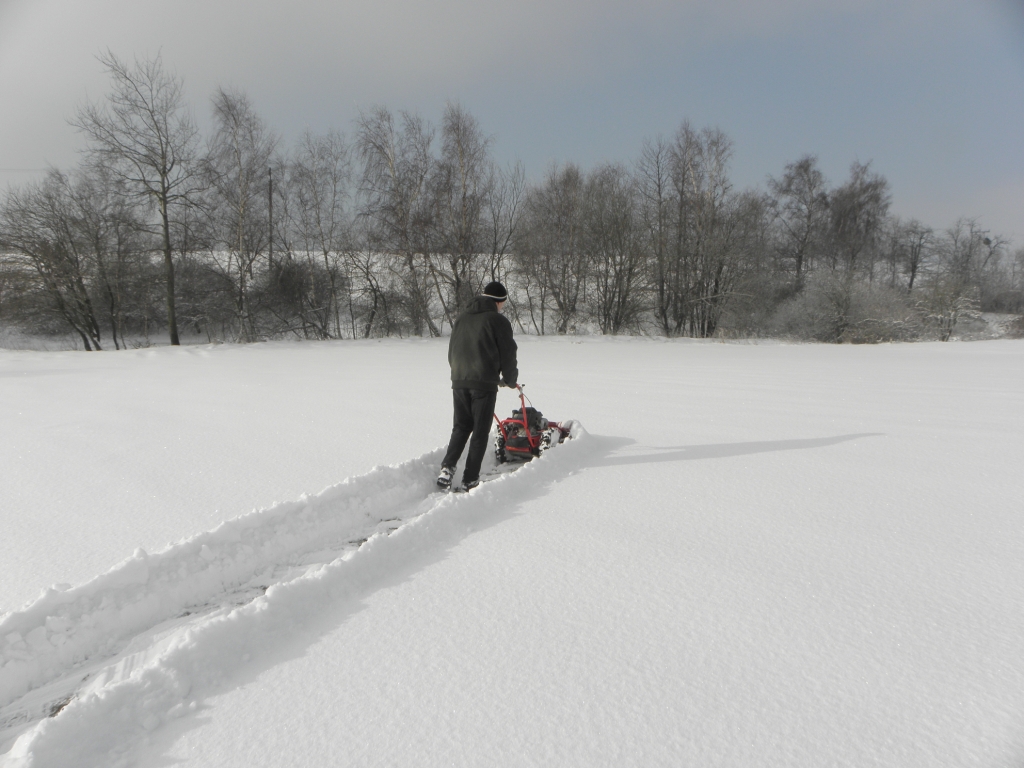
[5,421,588,768]
[0,449,445,713]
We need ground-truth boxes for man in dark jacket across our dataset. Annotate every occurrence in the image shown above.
[437,281,518,492]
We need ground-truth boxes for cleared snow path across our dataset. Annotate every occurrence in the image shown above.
[1,423,583,767]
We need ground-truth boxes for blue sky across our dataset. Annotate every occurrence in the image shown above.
[1,0,1022,244]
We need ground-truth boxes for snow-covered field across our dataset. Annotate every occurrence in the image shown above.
[1,337,1023,767]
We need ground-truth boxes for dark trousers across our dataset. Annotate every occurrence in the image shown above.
[442,388,497,484]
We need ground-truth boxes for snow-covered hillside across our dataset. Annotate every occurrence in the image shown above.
[2,338,1023,767]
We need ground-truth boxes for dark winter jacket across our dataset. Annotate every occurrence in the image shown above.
[448,296,518,392]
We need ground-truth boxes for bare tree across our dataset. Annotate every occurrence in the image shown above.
[288,128,356,338]
[583,163,644,334]
[485,161,526,284]
[1006,246,1024,316]
[425,103,495,327]
[721,190,777,336]
[356,106,439,336]
[768,155,828,289]
[203,88,279,341]
[877,217,932,293]
[63,164,146,349]
[825,161,890,274]
[925,217,1012,319]
[937,218,1007,288]
[72,50,202,345]
[516,163,588,333]
[0,171,106,348]
[346,245,398,338]
[661,122,742,337]
[902,220,932,293]
[635,136,673,334]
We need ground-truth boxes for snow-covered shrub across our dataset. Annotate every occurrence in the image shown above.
[914,278,982,341]
[843,284,925,343]
[769,272,921,343]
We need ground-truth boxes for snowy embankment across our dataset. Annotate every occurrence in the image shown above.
[2,423,584,766]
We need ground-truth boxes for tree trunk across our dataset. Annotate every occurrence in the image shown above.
[161,199,180,345]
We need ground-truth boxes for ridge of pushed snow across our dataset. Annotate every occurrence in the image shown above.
[3,421,587,768]
[0,450,444,711]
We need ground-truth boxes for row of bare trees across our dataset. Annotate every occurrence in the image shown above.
[514,130,1021,343]
[762,156,1020,342]
[1,52,1021,349]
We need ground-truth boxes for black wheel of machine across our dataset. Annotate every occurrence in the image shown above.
[539,429,553,453]
[494,432,507,463]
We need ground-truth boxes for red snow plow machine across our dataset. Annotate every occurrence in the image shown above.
[494,385,571,463]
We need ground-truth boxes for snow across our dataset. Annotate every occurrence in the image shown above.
[2,337,1023,767]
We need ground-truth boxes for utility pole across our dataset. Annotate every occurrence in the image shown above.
[266,165,274,270]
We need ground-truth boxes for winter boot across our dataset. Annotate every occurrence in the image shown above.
[436,465,455,490]
[459,478,480,493]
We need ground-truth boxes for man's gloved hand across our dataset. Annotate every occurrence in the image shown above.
[502,379,518,389]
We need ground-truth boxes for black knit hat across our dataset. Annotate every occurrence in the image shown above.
[482,281,508,301]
